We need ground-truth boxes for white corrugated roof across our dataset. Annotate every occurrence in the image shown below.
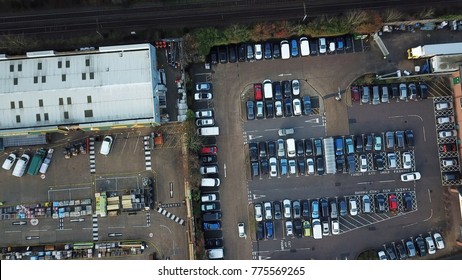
[0,44,159,131]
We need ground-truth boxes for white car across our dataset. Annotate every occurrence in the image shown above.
[195,82,211,91]
[433,233,445,249]
[269,157,278,177]
[442,159,456,167]
[425,236,436,254]
[359,154,367,172]
[402,152,412,169]
[264,202,272,220]
[331,219,339,235]
[401,172,421,182]
[285,220,293,237]
[275,101,283,117]
[437,116,454,124]
[254,203,263,222]
[292,98,302,116]
[307,158,315,175]
[322,220,329,236]
[283,199,291,218]
[196,118,214,127]
[318,38,327,54]
[438,130,456,138]
[199,165,218,175]
[291,80,300,95]
[100,136,113,155]
[349,199,358,216]
[238,223,246,238]
[254,44,263,60]
[195,110,213,118]
[435,102,451,111]
[377,250,388,260]
[2,153,16,170]
[288,159,296,174]
[201,193,217,202]
[328,41,335,53]
[194,92,212,101]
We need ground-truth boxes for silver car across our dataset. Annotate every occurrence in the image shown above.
[381,86,389,103]
[372,86,380,105]
[361,86,370,104]
[277,139,285,157]
[269,157,278,177]
[399,83,407,100]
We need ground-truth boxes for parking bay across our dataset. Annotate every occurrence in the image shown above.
[248,95,444,259]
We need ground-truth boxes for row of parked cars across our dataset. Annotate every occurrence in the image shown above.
[433,98,461,183]
[246,80,312,120]
[352,82,429,104]
[209,36,355,64]
[378,232,445,260]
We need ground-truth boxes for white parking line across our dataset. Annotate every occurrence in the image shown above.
[108,226,125,229]
[402,222,418,228]
[224,163,227,178]
[379,180,395,183]
[4,230,22,233]
[133,225,149,228]
[56,229,72,231]
[427,188,432,203]
[30,229,47,232]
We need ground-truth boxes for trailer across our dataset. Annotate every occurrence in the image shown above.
[407,42,462,59]
[27,148,47,175]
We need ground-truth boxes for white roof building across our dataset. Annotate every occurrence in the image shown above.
[0,44,161,136]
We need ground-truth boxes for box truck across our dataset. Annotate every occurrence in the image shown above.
[407,42,462,59]
[197,127,219,136]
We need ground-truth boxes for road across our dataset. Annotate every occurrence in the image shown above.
[0,0,461,36]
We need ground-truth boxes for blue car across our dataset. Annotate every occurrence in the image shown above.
[302,96,311,115]
[290,39,299,57]
[204,222,221,231]
[264,42,272,59]
[280,158,288,176]
[311,200,319,219]
[265,221,274,239]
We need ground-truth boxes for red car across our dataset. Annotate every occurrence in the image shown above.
[201,146,217,155]
[351,85,360,102]
[389,194,398,211]
[254,83,263,101]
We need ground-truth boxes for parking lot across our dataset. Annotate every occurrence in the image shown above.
[0,126,188,259]
[201,30,462,260]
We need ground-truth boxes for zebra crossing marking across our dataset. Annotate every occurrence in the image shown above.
[92,214,99,241]
[89,137,96,174]
[144,136,152,171]
[156,207,186,226]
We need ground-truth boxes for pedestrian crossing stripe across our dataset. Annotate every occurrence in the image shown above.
[89,137,96,174]
[143,135,152,171]
[157,207,186,226]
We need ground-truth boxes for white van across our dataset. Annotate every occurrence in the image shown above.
[197,127,219,136]
[286,138,296,158]
[312,219,322,239]
[12,154,30,177]
[299,37,310,56]
[238,222,246,238]
[280,40,290,59]
[263,79,273,99]
[207,248,224,259]
[201,178,220,187]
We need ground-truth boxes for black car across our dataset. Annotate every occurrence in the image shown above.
[282,80,292,98]
[309,39,318,55]
[210,47,218,65]
[219,46,228,63]
[201,155,217,164]
[228,44,237,63]
[391,84,399,99]
[238,44,246,62]
[284,98,293,117]
[298,159,306,175]
[256,222,264,240]
[403,192,412,211]
[347,155,356,174]
[316,157,325,175]
[303,96,311,115]
[320,198,329,218]
[264,42,272,59]
[272,43,281,59]
[365,135,373,151]
[249,143,258,161]
[246,44,254,61]
[386,246,397,260]
[314,139,323,156]
[273,201,282,220]
[305,139,313,156]
[268,141,276,157]
[260,159,269,175]
[301,200,310,218]
[266,101,274,118]
[375,154,384,171]
[296,140,304,157]
[415,237,427,257]
[355,135,363,152]
[396,244,408,260]
[246,100,255,120]
[273,82,283,100]
[205,238,223,249]
[336,156,344,173]
[418,82,428,99]
[293,219,303,238]
[344,36,353,50]
[405,129,414,147]
[259,142,267,158]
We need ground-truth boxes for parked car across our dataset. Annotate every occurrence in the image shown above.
[386,246,397,260]
[303,220,311,237]
[318,38,327,54]
[256,223,264,240]
[201,146,217,155]
[438,130,456,138]
[406,239,417,257]
[436,102,451,110]
[408,83,417,100]
[249,143,258,161]
[196,110,213,118]
[196,82,212,91]
[100,136,113,155]
[349,198,358,216]
[361,86,370,103]
[277,139,285,157]
[293,98,302,116]
[254,203,263,222]
[290,39,299,57]
[388,194,398,212]
[274,201,282,220]
[292,79,300,96]
[396,243,408,260]
[199,165,218,175]
[311,200,319,219]
[264,202,272,220]
[415,236,427,257]
[260,159,269,175]
[194,92,213,101]
[374,135,382,151]
[269,157,278,177]
[351,85,360,102]
[309,39,318,55]
[268,141,276,157]
[316,157,324,175]
[302,96,311,115]
[283,199,291,218]
[391,84,399,99]
[405,130,414,147]
[399,83,407,100]
[377,250,388,260]
[246,44,254,61]
[372,86,380,105]
[425,236,436,254]
[266,101,274,118]
[275,101,283,117]
[280,158,288,175]
[254,43,263,60]
[265,221,273,239]
[246,100,255,120]
[376,194,385,212]
[381,85,389,103]
[264,42,272,59]
[359,154,367,172]
[301,200,310,218]
[433,233,445,249]
[307,158,315,175]
[228,44,237,63]
[272,43,281,59]
[218,46,228,63]
[401,172,421,182]
[403,192,413,211]
[305,139,313,156]
[402,152,412,169]
[339,198,347,216]
[396,130,405,149]
[201,155,217,164]
[256,101,264,119]
[196,118,215,127]
[418,82,428,99]
[251,161,259,177]
[362,195,371,213]
[2,153,16,170]
[238,44,246,62]
[292,200,301,218]
[285,220,294,237]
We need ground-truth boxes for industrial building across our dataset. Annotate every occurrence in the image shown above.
[0,44,163,138]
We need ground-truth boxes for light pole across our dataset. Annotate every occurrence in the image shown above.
[302,2,307,22]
